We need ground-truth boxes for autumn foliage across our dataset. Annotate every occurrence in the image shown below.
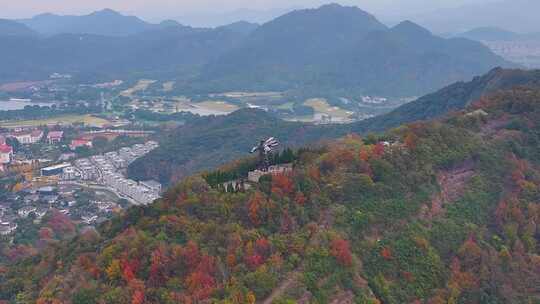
[330,238,353,266]
[2,87,540,304]
[247,192,265,226]
[271,173,295,197]
[380,247,393,260]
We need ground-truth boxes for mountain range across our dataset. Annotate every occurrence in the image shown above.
[455,27,540,42]
[0,4,514,98]
[0,19,36,36]
[17,9,181,37]
[197,4,513,97]
[174,7,295,28]
[353,68,540,132]
[0,24,251,83]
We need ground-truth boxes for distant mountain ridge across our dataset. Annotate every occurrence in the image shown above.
[456,27,521,42]
[455,27,540,42]
[0,23,252,82]
[217,21,259,36]
[18,9,171,36]
[351,68,540,133]
[0,19,36,36]
[197,4,514,97]
[205,4,387,66]
[412,0,540,34]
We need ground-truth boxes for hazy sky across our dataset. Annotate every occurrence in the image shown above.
[0,0,499,21]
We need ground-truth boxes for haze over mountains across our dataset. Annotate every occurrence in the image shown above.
[174,7,297,28]
[450,26,540,69]
[17,9,181,37]
[454,27,540,42]
[411,0,540,34]
[0,4,514,98]
[0,19,36,36]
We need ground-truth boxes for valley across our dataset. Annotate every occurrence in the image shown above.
[0,2,538,303]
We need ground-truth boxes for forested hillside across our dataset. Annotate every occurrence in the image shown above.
[352,68,540,132]
[127,109,342,184]
[0,25,249,83]
[2,85,539,303]
[129,68,540,185]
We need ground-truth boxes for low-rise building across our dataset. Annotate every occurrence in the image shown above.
[10,129,43,144]
[59,153,76,161]
[41,163,71,177]
[140,180,162,194]
[0,221,17,235]
[248,164,293,183]
[70,138,93,150]
[47,131,64,144]
[61,166,79,180]
[18,206,37,218]
[0,144,13,164]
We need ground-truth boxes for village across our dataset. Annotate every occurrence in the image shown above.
[0,122,161,237]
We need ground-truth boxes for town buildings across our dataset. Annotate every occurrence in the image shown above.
[47,131,64,144]
[10,129,44,144]
[60,141,160,204]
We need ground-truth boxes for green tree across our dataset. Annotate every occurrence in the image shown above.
[92,136,109,151]
[73,288,98,304]
[6,137,21,152]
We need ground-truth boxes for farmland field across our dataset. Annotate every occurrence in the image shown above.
[0,114,111,128]
[197,101,239,112]
[171,100,239,116]
[121,79,156,96]
[0,80,53,92]
[304,98,353,121]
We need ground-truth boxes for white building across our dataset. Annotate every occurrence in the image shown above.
[0,144,13,164]
[0,221,17,235]
[61,166,80,180]
[140,180,162,194]
[10,130,44,145]
[18,206,37,218]
[47,131,64,144]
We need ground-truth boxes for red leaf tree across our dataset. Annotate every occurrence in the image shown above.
[330,238,353,266]
[271,173,295,197]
